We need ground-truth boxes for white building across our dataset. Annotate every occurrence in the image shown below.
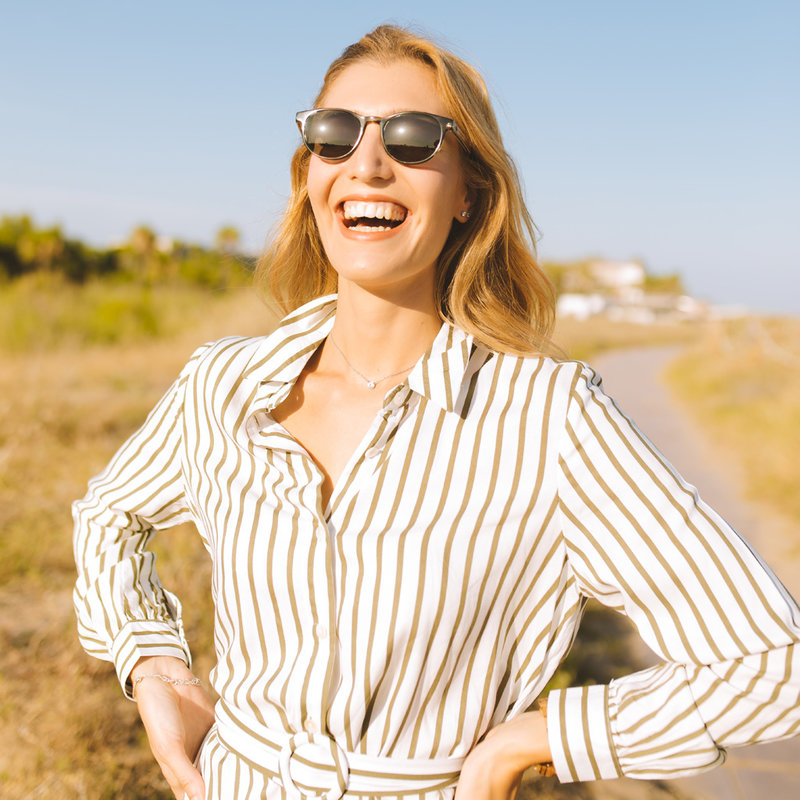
[587,260,646,290]
[556,293,607,320]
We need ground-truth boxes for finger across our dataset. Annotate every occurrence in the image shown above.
[183,770,205,800]
[177,765,205,800]
[160,751,205,800]
[147,718,202,799]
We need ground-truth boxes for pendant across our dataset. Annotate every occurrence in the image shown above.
[367,381,376,389]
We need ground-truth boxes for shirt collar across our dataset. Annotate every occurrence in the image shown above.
[406,322,475,413]
[245,294,476,416]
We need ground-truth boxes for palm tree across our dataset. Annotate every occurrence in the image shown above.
[215,225,240,254]
[129,225,158,283]
[215,225,241,286]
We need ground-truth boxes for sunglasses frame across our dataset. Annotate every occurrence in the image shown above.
[296,108,465,165]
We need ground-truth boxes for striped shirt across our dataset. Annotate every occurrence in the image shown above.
[73,294,800,797]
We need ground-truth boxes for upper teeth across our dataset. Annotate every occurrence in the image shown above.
[342,201,406,221]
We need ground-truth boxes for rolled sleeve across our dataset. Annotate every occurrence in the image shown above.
[112,618,191,698]
[552,362,800,780]
[72,344,211,696]
[547,684,620,781]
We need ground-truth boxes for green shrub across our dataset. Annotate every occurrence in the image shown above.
[0,275,220,351]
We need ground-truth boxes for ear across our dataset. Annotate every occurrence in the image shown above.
[454,186,474,224]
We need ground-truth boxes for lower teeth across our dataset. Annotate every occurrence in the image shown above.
[351,224,393,232]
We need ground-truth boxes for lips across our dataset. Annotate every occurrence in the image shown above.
[340,200,407,232]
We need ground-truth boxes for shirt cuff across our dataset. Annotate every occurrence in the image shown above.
[111,620,192,699]
[546,684,622,781]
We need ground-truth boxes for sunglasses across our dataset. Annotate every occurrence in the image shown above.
[296,108,464,166]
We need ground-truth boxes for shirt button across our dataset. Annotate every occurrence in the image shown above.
[314,623,328,639]
[303,717,318,734]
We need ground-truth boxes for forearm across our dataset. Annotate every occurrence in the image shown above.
[72,364,196,690]
[72,345,202,645]
[556,364,800,780]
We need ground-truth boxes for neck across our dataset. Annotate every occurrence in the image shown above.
[327,281,442,381]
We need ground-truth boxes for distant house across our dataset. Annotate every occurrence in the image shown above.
[553,259,711,323]
[156,235,175,254]
[556,293,606,321]
[587,260,646,290]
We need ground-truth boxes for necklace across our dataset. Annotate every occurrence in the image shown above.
[329,336,417,389]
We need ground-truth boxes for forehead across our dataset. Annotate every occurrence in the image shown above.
[321,59,449,118]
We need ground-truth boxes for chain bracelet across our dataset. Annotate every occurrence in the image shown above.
[132,673,201,699]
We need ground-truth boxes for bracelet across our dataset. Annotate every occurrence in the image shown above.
[132,673,201,699]
[532,697,556,777]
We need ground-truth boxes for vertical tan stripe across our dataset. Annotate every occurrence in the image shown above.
[558,690,578,780]
[581,688,601,777]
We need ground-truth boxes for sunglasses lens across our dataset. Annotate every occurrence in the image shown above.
[304,110,362,159]
[383,113,443,164]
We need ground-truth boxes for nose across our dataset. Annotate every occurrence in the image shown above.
[347,120,393,181]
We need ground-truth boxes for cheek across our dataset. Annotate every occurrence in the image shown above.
[305,161,330,219]
[423,175,463,231]
[430,161,466,219]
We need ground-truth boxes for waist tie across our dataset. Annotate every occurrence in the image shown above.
[215,707,463,799]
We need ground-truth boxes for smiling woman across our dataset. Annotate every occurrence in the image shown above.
[72,23,800,800]
[304,59,469,313]
[260,25,555,358]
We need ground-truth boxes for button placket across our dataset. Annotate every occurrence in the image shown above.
[363,393,408,460]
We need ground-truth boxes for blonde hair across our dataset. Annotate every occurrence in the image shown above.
[255,24,556,356]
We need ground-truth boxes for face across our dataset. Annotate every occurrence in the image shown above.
[306,59,470,299]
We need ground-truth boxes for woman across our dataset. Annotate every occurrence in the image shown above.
[73,25,800,800]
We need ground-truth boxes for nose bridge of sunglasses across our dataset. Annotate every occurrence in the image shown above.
[351,118,389,161]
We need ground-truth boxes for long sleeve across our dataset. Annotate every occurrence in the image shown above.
[72,344,209,697]
[547,363,800,781]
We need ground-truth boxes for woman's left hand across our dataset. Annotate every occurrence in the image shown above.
[454,710,551,800]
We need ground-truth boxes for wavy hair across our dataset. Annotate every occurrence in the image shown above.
[255,24,556,356]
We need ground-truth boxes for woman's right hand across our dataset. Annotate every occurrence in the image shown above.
[131,656,216,800]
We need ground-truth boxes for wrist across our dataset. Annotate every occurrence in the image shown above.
[132,673,202,700]
[130,654,191,680]
[512,708,551,772]
[479,705,552,774]
[531,697,556,777]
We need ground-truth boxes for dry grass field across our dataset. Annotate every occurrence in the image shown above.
[0,286,276,798]
[552,315,700,361]
[0,285,763,799]
[666,316,800,525]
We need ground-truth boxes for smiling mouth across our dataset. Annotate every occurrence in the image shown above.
[341,200,407,233]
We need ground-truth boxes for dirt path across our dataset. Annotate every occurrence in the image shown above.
[590,345,800,800]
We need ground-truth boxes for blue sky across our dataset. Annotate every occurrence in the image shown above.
[2,0,798,312]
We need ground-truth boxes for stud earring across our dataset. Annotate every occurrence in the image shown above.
[460,210,471,219]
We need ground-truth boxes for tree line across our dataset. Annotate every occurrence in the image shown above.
[0,214,253,288]
[542,257,685,296]
[2,214,685,298]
